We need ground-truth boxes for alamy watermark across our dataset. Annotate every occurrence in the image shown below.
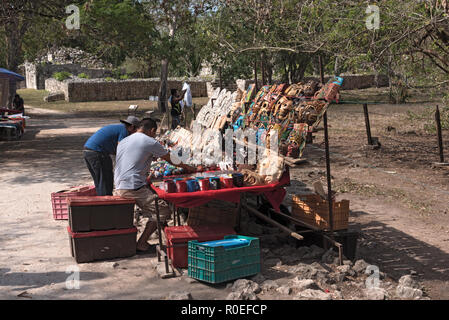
[66,4,80,30]
[65,265,80,290]
[366,5,380,30]
[365,265,380,289]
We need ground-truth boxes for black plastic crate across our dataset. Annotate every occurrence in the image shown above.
[68,227,137,263]
[68,196,135,232]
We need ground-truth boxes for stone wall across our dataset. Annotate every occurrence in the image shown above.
[225,74,389,94]
[303,74,389,90]
[46,78,209,102]
[25,62,112,90]
[45,78,69,97]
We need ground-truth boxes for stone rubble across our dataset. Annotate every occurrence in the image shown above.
[395,275,423,299]
[167,291,193,300]
[295,289,332,300]
[218,231,426,300]
[226,279,261,300]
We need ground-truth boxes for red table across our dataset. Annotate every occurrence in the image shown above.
[149,168,291,277]
[150,168,290,212]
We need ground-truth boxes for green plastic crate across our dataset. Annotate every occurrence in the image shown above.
[188,235,261,284]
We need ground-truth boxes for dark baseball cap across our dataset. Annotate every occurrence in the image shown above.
[120,116,140,126]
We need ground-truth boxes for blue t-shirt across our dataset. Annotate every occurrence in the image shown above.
[84,124,129,155]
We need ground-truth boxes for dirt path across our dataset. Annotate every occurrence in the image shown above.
[0,107,229,300]
[1,104,448,299]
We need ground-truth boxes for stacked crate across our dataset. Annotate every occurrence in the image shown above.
[51,186,97,220]
[165,225,236,268]
[67,196,137,263]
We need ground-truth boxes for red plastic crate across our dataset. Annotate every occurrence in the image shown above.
[51,186,96,220]
[165,225,236,268]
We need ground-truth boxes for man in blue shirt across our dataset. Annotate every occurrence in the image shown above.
[84,116,140,196]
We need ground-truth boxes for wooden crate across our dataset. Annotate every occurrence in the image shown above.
[292,194,349,231]
[187,200,238,228]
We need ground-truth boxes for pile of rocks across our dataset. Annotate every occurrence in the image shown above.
[35,47,112,69]
[223,241,427,300]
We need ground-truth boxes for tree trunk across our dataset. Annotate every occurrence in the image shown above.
[158,58,169,128]
[5,19,23,72]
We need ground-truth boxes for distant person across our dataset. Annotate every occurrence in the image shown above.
[13,94,24,115]
[169,88,186,129]
[84,116,140,196]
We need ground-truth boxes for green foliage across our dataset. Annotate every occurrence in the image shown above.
[53,71,72,81]
[77,73,90,79]
[120,74,130,80]
[407,105,449,133]
[105,77,115,82]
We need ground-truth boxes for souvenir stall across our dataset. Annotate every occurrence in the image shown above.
[0,68,26,141]
[147,76,345,278]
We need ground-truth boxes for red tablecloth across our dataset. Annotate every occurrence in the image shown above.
[151,168,290,212]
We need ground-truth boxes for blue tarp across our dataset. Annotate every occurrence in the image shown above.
[0,68,25,81]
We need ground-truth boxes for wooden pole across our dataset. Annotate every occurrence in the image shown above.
[319,55,334,236]
[244,204,304,240]
[363,103,373,145]
[435,105,445,163]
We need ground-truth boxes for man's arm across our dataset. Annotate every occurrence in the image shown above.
[160,153,196,173]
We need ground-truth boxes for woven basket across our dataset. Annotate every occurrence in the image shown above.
[187,200,238,228]
[292,194,349,231]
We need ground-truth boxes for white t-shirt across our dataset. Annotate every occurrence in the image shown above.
[114,132,168,190]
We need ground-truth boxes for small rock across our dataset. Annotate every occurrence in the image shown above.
[336,265,351,274]
[226,291,259,300]
[167,291,192,300]
[251,273,266,284]
[230,279,261,294]
[290,278,317,291]
[396,285,423,300]
[295,289,331,300]
[328,272,346,283]
[276,286,292,295]
[364,288,387,300]
[261,280,279,291]
[331,290,343,300]
[353,259,369,273]
[343,260,353,266]
[398,275,419,288]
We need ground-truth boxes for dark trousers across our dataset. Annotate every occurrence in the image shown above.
[83,150,113,196]
[171,115,181,129]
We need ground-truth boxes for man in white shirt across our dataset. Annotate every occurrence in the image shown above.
[114,118,196,252]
